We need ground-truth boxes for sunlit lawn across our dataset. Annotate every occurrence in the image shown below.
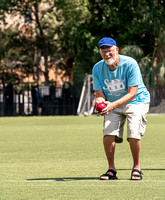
[0,115,165,199]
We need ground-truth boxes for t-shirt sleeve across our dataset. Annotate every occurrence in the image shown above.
[127,61,141,87]
[92,66,102,90]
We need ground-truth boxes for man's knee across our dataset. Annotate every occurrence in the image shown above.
[103,135,115,144]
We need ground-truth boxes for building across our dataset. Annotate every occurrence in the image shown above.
[0,1,77,116]
[0,0,70,88]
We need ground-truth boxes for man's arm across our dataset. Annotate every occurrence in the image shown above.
[110,86,138,109]
[95,90,106,103]
[95,86,138,115]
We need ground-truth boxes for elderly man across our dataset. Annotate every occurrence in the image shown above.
[92,37,150,180]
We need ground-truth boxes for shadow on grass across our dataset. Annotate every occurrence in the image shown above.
[27,169,165,182]
[27,177,99,182]
[118,169,165,171]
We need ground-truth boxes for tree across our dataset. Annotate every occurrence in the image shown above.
[0,0,165,97]
[0,0,60,85]
[52,0,98,95]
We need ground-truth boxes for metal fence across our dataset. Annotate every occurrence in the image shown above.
[0,80,165,117]
[0,84,79,116]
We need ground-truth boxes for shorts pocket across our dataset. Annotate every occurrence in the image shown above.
[139,116,147,136]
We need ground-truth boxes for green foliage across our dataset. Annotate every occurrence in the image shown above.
[139,57,155,89]
[120,45,144,62]
[53,0,165,95]
[0,0,61,85]
[0,25,40,85]
[0,0,165,96]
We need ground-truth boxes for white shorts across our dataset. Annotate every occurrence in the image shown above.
[103,103,150,143]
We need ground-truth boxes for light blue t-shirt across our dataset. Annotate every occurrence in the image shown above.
[92,55,150,104]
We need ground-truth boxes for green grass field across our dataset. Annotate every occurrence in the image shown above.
[0,115,165,200]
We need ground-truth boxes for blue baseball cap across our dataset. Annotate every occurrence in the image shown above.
[99,37,117,49]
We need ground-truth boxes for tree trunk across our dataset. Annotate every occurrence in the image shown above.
[33,3,49,85]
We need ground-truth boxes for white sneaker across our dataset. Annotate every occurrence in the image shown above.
[84,111,92,116]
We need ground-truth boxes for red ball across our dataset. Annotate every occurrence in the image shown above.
[96,102,107,112]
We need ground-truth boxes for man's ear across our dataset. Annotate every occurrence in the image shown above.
[99,49,102,56]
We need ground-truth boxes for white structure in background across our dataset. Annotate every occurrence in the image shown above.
[77,74,93,116]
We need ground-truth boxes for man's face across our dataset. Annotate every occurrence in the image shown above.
[100,45,118,66]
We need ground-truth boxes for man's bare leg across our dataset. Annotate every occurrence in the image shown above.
[129,138,142,180]
[100,135,116,179]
